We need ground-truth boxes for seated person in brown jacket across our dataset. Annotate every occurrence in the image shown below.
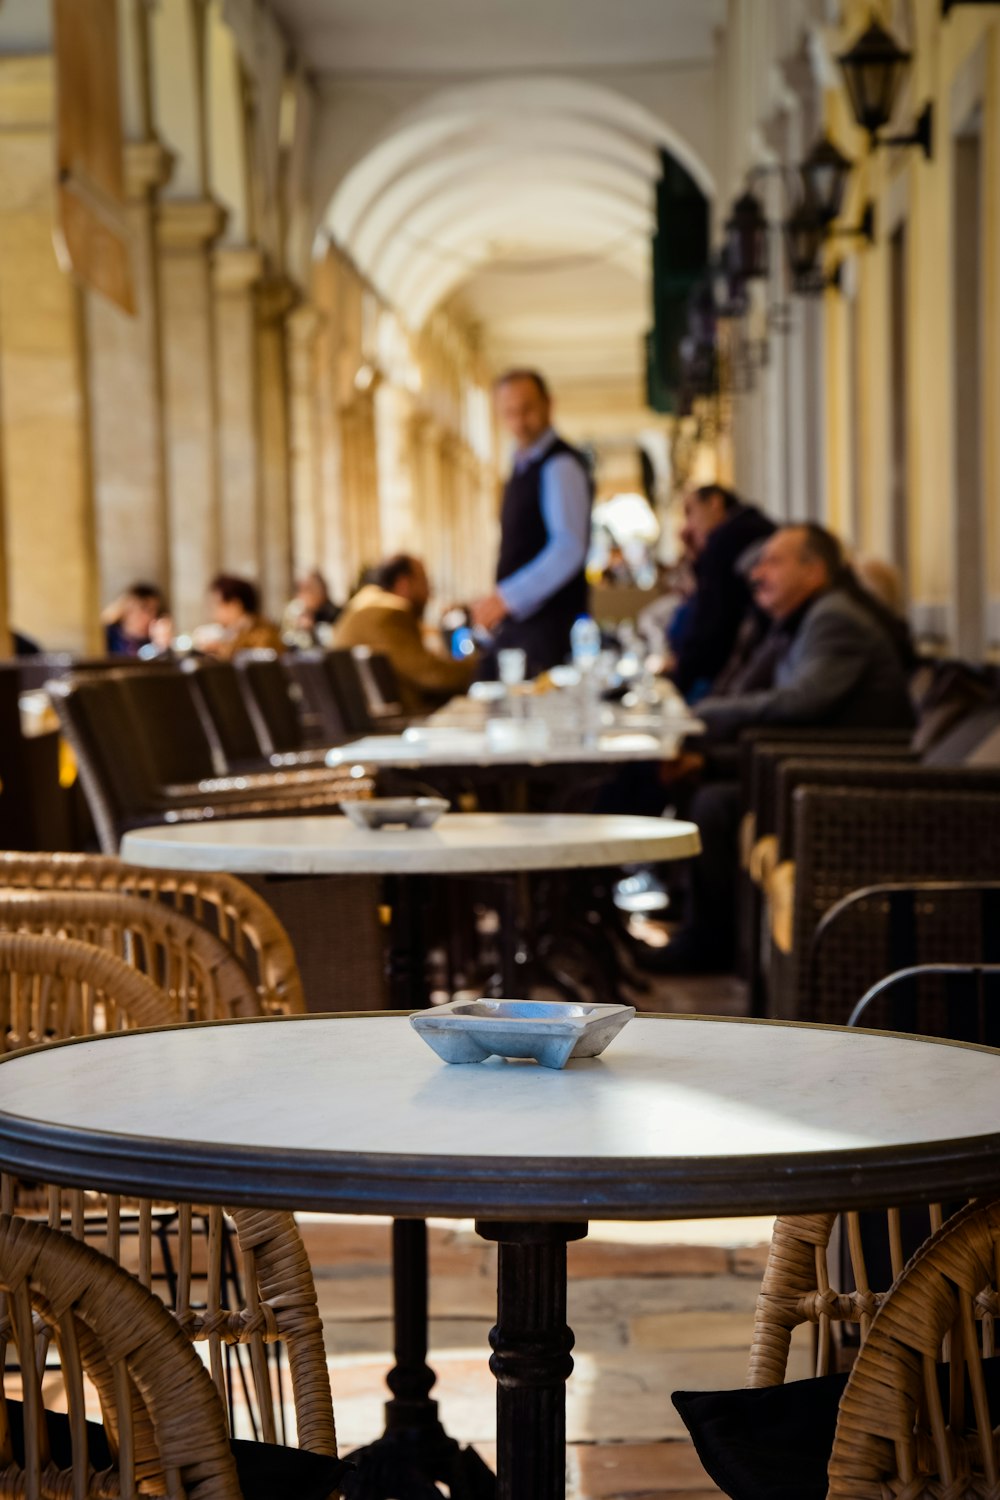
[202,574,285,661]
[332,554,475,717]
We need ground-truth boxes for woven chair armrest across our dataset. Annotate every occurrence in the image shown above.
[163,766,347,798]
[773,757,988,853]
[134,781,373,828]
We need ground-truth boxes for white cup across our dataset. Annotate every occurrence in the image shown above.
[497,648,527,686]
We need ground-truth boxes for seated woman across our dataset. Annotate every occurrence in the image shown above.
[201,574,284,661]
[101,582,165,656]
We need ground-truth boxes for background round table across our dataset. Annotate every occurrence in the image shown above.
[121,812,701,877]
[322,726,701,772]
[3,1013,1000,1500]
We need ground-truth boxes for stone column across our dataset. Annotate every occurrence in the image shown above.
[213,245,264,581]
[255,276,298,618]
[156,195,226,629]
[86,137,174,607]
[0,56,101,653]
[286,303,323,579]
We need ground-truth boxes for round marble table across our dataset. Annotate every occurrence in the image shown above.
[4,1013,1000,1500]
[322,725,702,772]
[121,811,701,878]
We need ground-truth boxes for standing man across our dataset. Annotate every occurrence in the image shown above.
[472,369,593,677]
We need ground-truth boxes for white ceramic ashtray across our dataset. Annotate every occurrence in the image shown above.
[410,998,635,1069]
[339,797,449,831]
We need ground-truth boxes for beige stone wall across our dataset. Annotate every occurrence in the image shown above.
[0,3,503,652]
[0,56,100,653]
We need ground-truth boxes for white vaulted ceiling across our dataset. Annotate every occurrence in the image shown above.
[268,0,725,74]
[265,0,724,399]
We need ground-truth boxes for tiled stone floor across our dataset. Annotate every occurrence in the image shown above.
[301,1206,811,1499]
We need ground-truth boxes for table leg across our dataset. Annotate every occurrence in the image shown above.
[387,876,430,1010]
[343,1225,496,1500]
[476,1221,588,1500]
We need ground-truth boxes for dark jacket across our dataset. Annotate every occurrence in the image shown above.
[672,503,775,696]
[695,587,915,740]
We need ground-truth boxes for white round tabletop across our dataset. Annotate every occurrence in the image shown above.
[323,727,698,771]
[3,1014,1000,1219]
[121,812,700,876]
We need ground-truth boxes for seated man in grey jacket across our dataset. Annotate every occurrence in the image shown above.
[642,523,914,974]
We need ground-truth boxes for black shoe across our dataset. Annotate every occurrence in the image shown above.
[632,929,732,976]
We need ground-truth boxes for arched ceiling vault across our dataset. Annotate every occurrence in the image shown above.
[322,73,714,404]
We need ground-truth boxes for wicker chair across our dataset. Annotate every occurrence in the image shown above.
[0,889,260,1022]
[0,930,342,1470]
[1,1179,339,1459]
[768,782,1000,1021]
[0,1212,243,1498]
[828,1196,1000,1498]
[48,671,371,853]
[0,930,172,1051]
[0,850,307,1015]
[808,882,1000,1033]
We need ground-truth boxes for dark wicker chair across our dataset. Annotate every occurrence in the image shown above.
[765,774,1000,1019]
[807,882,1000,1030]
[49,671,371,852]
[233,651,310,756]
[182,657,273,766]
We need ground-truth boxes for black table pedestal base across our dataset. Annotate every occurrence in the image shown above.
[342,1422,495,1500]
[477,1220,588,1500]
[343,1219,496,1499]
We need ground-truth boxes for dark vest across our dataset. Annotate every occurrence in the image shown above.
[494,436,592,672]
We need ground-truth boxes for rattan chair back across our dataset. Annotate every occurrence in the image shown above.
[351,648,404,722]
[0,1178,338,1458]
[323,651,374,735]
[828,1197,1000,1498]
[48,673,162,852]
[284,653,351,744]
[0,1212,242,1498]
[0,853,306,1016]
[233,654,304,757]
[182,659,268,765]
[747,1202,953,1388]
[113,669,224,785]
[0,931,172,1052]
[0,889,259,1022]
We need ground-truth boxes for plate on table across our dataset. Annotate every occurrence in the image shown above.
[411,998,635,1069]
[339,797,449,831]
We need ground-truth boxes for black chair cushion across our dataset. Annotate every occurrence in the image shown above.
[672,1372,848,1500]
[5,1401,350,1500]
[673,1357,1000,1500]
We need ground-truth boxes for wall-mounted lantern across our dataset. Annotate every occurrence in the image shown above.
[798,135,853,225]
[837,18,933,159]
[723,189,770,283]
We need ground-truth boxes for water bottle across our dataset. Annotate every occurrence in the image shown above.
[570,616,601,670]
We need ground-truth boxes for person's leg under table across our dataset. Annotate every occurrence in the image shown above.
[476,1220,588,1500]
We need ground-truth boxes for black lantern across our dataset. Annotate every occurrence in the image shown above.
[724,189,769,282]
[838,19,933,158]
[838,18,911,137]
[784,205,827,284]
[798,135,853,224]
